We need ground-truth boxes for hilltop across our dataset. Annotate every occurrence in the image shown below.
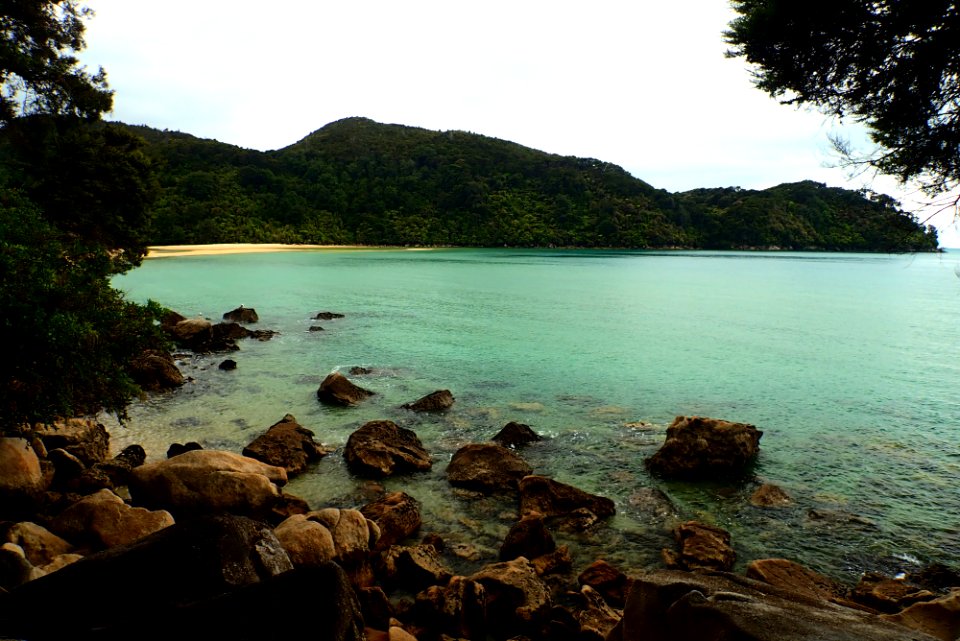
[124,118,938,251]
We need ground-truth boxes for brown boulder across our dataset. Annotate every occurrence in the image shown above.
[129,449,287,517]
[575,584,623,640]
[129,349,185,391]
[469,557,552,635]
[746,558,849,603]
[169,317,213,345]
[34,418,109,466]
[223,305,259,323]
[0,438,45,517]
[315,311,345,320]
[518,475,615,529]
[610,569,939,641]
[318,371,376,406]
[645,415,762,479]
[492,421,542,448]
[274,514,337,567]
[499,515,555,561]
[241,413,330,476]
[578,559,631,609]
[51,488,175,549]
[446,443,532,493]
[361,491,422,550]
[662,521,736,572]
[850,572,937,613]
[402,389,455,412]
[530,545,573,576]
[414,576,487,641]
[882,590,960,641]
[344,421,432,478]
[380,544,452,591]
[4,522,72,567]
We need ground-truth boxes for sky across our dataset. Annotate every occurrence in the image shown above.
[79,0,960,245]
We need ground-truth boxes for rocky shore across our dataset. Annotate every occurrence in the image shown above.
[1,307,957,640]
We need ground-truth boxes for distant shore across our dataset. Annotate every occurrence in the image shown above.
[146,243,370,258]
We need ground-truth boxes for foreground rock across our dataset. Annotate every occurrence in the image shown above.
[746,558,849,604]
[401,389,455,412]
[361,491,422,550]
[0,515,364,641]
[34,418,109,466]
[469,556,552,637]
[645,415,762,479]
[414,576,488,640]
[275,508,379,586]
[344,421,432,478]
[500,514,555,561]
[518,475,615,530]
[446,443,532,493]
[609,569,939,641]
[3,522,72,567]
[223,305,259,323]
[129,449,287,517]
[882,591,960,641]
[242,413,329,476]
[0,438,45,518]
[662,521,736,572]
[317,371,376,406]
[50,488,174,550]
[579,559,632,609]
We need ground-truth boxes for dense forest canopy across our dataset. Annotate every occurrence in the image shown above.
[128,117,937,252]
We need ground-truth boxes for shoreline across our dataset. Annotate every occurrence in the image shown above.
[146,243,371,258]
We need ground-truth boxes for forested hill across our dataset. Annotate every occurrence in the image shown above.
[127,117,938,251]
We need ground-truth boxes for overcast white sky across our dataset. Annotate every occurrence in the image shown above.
[79,0,960,245]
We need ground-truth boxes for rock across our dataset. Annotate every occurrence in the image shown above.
[0,514,294,638]
[274,513,337,567]
[627,487,677,521]
[242,413,329,476]
[167,441,203,458]
[344,421,432,478]
[909,563,960,594]
[317,371,376,406]
[414,576,487,641]
[129,449,287,517]
[267,492,311,524]
[578,559,631,609]
[662,521,736,572]
[850,572,937,613]
[575,584,623,641]
[38,552,83,575]
[160,309,186,330]
[0,542,42,589]
[4,522,72,567]
[349,366,373,375]
[114,444,147,468]
[380,544,452,591]
[518,475,615,529]
[359,585,394,629]
[530,545,573,577]
[47,447,85,486]
[315,311,345,320]
[361,491,423,550]
[446,443,532,493]
[129,349,185,391]
[609,569,938,641]
[223,305,259,323]
[644,415,762,479]
[882,590,960,641]
[469,557,552,636]
[50,488,175,549]
[402,389,455,412]
[492,422,542,448]
[500,515,556,561]
[750,483,793,507]
[310,508,381,561]
[0,437,45,518]
[309,325,325,332]
[34,418,109,466]
[219,358,237,370]
[75,444,148,492]
[746,558,849,604]
[168,317,213,346]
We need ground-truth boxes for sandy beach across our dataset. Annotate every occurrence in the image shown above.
[146,243,367,258]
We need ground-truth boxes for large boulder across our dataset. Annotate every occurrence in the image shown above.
[361,491,422,550]
[274,509,379,571]
[379,543,452,591]
[469,557,552,636]
[882,590,960,641]
[223,305,259,323]
[344,421,432,478]
[609,569,940,641]
[128,449,287,517]
[129,349,185,392]
[662,521,736,572]
[500,515,556,561]
[645,415,762,479]
[518,475,615,530]
[579,559,632,609]
[401,389,455,412]
[50,488,174,550]
[34,418,109,466]
[0,438,45,517]
[241,413,329,476]
[317,371,375,406]
[3,522,72,567]
[850,572,937,613]
[414,576,487,641]
[746,558,850,604]
[446,443,532,493]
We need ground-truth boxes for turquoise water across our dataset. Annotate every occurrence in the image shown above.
[110,249,960,581]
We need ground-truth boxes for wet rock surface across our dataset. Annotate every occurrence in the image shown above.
[446,443,532,493]
[344,421,432,478]
[645,415,762,479]
[317,371,376,406]
[241,413,329,476]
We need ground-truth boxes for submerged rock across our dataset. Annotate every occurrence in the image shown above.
[344,421,432,478]
[750,483,793,507]
[645,415,762,479]
[315,311,345,320]
[317,371,375,406]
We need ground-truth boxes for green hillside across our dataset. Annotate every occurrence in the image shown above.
[126,118,938,251]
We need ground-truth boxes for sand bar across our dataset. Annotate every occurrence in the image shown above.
[146,243,368,258]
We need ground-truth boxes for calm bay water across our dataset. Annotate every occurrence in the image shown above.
[110,249,960,581]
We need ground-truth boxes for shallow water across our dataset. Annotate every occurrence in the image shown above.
[109,248,960,582]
